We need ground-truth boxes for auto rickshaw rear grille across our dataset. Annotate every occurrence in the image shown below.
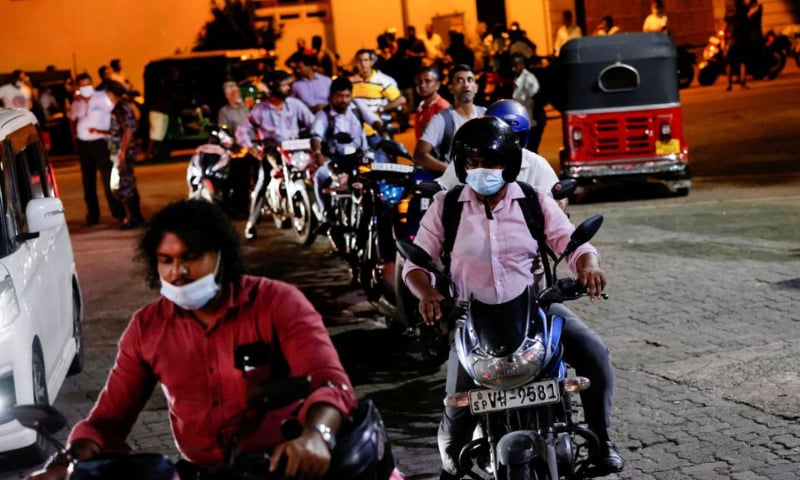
[590,117,653,155]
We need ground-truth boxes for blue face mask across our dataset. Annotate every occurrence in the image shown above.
[465,168,505,196]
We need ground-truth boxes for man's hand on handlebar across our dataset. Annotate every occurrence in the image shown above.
[24,439,101,480]
[270,428,332,479]
[419,290,446,326]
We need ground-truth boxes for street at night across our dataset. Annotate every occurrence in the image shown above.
[1,63,799,479]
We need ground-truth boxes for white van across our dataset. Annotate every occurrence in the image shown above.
[0,108,83,466]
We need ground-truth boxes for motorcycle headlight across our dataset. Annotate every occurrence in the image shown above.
[464,336,547,389]
[378,182,406,206]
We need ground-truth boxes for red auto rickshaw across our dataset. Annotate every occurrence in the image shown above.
[558,32,691,196]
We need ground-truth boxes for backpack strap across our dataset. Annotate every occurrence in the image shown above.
[441,184,465,275]
[516,181,556,286]
[435,107,456,160]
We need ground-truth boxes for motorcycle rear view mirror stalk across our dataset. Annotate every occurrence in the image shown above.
[12,404,68,452]
[551,179,577,201]
[396,240,455,284]
[552,213,604,275]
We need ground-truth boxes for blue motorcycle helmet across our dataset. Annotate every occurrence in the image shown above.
[486,99,531,148]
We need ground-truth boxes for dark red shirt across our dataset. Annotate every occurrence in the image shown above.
[415,94,450,140]
[70,275,356,468]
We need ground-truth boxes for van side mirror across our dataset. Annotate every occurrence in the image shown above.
[26,197,66,233]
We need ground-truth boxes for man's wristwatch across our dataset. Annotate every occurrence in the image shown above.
[310,423,336,451]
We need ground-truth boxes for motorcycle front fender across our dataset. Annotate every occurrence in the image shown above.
[496,430,559,479]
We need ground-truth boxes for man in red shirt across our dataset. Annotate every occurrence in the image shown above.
[29,199,357,479]
[413,66,450,141]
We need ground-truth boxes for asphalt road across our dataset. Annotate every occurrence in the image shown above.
[2,65,800,479]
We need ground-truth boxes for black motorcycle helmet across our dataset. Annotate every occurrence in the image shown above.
[452,116,522,184]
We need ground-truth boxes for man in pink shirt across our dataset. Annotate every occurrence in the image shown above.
[403,117,624,479]
[28,200,356,479]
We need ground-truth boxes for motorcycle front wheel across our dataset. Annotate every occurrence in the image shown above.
[290,186,315,245]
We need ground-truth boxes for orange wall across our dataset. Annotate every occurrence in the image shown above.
[0,0,212,90]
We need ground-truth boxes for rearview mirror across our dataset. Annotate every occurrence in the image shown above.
[12,404,67,436]
[378,139,411,159]
[563,214,603,257]
[396,240,440,274]
[551,179,577,201]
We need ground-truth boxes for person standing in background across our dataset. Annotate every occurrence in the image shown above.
[421,24,445,67]
[643,0,669,33]
[554,11,583,56]
[70,73,127,227]
[509,53,545,152]
[0,70,33,110]
[594,16,620,36]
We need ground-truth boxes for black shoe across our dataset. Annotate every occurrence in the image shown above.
[438,471,459,480]
[120,218,144,230]
[594,441,625,473]
[85,217,99,227]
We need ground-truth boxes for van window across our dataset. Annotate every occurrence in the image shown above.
[598,64,639,93]
[0,143,23,254]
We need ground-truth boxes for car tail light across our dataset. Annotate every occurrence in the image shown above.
[571,127,583,149]
[659,122,672,142]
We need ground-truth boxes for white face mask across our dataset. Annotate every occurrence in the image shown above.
[466,168,505,196]
[160,252,221,310]
[78,85,94,98]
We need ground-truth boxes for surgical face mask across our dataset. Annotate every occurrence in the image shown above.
[160,252,222,310]
[78,85,94,98]
[466,168,505,196]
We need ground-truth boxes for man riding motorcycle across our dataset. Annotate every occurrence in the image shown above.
[236,70,315,240]
[401,117,624,479]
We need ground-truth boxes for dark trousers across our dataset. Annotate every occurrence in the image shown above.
[77,139,126,222]
[437,303,614,476]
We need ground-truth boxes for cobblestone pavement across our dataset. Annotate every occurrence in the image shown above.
[1,175,799,479]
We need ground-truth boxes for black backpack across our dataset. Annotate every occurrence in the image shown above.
[441,181,554,283]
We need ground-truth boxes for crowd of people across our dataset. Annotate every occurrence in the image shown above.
[14,12,736,479]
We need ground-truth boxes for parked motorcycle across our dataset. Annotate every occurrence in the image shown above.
[186,124,254,219]
[12,376,401,480]
[698,27,788,86]
[396,210,606,480]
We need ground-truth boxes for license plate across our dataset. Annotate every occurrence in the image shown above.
[281,138,311,151]
[468,380,560,414]
[655,139,680,155]
[370,162,415,173]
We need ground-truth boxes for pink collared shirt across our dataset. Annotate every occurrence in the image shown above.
[69,275,356,468]
[403,183,598,304]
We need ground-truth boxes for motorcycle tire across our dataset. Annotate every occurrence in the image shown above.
[767,51,786,79]
[678,67,694,89]
[697,65,719,86]
[290,187,315,245]
[272,197,291,229]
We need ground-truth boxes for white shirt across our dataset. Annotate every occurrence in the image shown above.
[437,148,559,193]
[554,24,583,56]
[512,69,540,123]
[642,14,668,33]
[70,91,114,141]
[420,106,486,163]
[421,32,445,63]
[0,83,31,110]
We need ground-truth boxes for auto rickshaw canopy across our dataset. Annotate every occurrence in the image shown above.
[558,32,680,112]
